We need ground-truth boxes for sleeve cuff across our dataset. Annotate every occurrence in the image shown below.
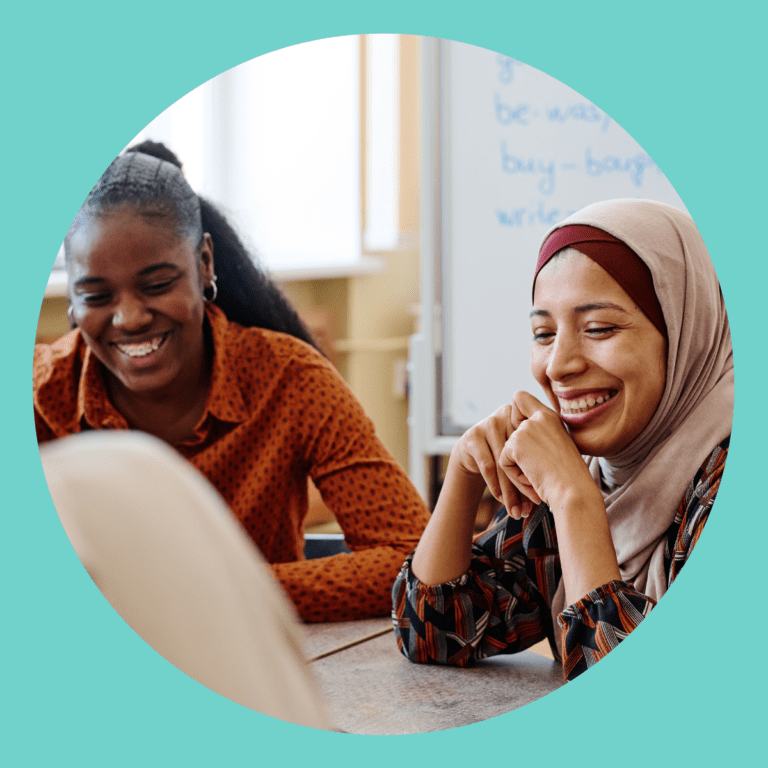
[557,579,657,627]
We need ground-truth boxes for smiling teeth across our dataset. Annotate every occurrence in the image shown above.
[116,335,165,358]
[559,392,614,414]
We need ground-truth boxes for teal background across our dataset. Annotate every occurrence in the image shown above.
[3,1,764,765]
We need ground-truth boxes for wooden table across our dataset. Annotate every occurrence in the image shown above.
[301,617,565,735]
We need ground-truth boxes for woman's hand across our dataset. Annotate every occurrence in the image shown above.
[416,391,619,600]
[497,391,596,512]
[411,405,537,585]
[451,405,538,519]
[496,391,621,605]
[411,393,611,590]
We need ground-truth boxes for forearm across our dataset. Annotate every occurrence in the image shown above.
[550,484,621,606]
[272,544,412,622]
[394,510,552,666]
[410,456,487,586]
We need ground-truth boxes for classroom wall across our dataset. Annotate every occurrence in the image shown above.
[35,35,422,478]
[37,296,70,342]
[348,35,420,473]
[282,34,421,473]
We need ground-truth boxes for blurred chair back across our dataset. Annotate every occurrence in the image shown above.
[41,431,332,730]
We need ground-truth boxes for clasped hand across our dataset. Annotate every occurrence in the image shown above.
[452,391,590,519]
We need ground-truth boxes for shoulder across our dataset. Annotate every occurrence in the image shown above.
[684,436,729,509]
[210,308,361,419]
[228,321,326,368]
[666,437,729,580]
[33,331,87,439]
[219,320,337,395]
[33,331,84,391]
[209,304,327,371]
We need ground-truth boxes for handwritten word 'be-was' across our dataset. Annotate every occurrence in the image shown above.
[494,94,613,133]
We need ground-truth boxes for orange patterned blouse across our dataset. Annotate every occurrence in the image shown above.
[34,303,430,622]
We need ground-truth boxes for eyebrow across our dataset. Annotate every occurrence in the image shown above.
[529,302,631,318]
[72,262,181,289]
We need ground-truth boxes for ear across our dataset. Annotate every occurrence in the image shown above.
[199,233,215,285]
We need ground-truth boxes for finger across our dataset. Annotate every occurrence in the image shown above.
[520,499,536,519]
[505,465,543,506]
[499,445,543,506]
[490,403,520,441]
[480,413,517,504]
[511,390,554,422]
[457,427,496,487]
[467,437,505,502]
[499,456,541,505]
[497,472,522,518]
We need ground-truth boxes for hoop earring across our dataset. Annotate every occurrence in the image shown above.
[204,274,218,303]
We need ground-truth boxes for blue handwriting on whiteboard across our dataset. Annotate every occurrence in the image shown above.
[584,146,657,187]
[500,144,555,196]
[544,104,611,132]
[494,97,612,133]
[495,200,573,227]
[495,94,529,126]
[496,55,522,84]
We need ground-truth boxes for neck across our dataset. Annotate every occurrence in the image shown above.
[106,335,213,446]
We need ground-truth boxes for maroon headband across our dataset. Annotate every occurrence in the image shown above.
[533,224,667,340]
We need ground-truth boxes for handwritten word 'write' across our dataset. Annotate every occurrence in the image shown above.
[495,200,575,228]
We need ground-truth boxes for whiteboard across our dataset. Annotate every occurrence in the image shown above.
[435,40,686,434]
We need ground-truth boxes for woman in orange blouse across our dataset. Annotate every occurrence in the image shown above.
[34,141,430,622]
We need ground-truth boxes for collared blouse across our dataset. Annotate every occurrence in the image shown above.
[34,303,430,622]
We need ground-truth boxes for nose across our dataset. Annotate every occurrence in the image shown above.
[112,292,153,332]
[546,330,587,382]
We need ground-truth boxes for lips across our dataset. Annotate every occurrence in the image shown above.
[556,390,616,415]
[111,332,170,359]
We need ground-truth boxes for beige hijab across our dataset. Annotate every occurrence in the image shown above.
[545,199,734,648]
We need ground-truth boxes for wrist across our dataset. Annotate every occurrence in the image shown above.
[546,477,603,516]
[553,487,620,605]
[447,449,489,490]
[444,464,488,518]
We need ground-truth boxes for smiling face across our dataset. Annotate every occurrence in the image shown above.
[66,207,214,402]
[530,249,667,457]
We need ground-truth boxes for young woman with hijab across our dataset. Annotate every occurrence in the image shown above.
[392,199,732,680]
[34,142,430,623]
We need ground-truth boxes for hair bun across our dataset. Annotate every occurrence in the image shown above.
[125,140,183,171]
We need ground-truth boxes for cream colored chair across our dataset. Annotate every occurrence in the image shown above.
[40,431,332,730]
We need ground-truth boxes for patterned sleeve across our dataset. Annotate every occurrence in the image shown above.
[558,439,729,681]
[392,505,558,667]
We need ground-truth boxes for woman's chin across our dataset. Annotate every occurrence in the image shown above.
[566,426,625,458]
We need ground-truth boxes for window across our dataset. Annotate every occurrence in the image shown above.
[52,34,401,285]
[129,36,365,273]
